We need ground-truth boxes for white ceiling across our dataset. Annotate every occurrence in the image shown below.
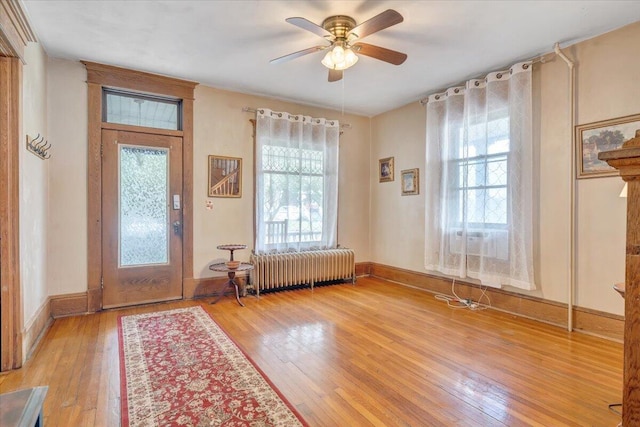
[22,1,640,117]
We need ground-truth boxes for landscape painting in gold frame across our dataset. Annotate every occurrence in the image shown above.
[401,168,419,195]
[575,113,640,178]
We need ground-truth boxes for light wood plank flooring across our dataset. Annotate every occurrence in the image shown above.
[0,277,623,426]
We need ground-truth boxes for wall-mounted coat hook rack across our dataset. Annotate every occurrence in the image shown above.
[26,134,51,160]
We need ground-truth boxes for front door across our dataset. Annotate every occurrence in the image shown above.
[101,129,183,308]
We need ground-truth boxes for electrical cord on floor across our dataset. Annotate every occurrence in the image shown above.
[609,402,622,416]
[475,285,491,310]
[434,279,492,311]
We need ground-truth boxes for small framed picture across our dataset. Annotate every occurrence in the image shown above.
[575,113,640,178]
[379,157,394,182]
[208,155,242,197]
[401,168,419,195]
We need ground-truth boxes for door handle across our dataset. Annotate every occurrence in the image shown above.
[173,221,182,235]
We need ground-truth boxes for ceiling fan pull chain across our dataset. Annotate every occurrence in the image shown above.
[341,74,345,116]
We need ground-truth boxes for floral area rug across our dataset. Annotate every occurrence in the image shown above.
[118,306,307,427]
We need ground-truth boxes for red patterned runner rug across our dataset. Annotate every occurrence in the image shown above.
[118,306,308,426]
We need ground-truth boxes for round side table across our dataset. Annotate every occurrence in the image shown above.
[209,262,254,307]
[216,244,247,261]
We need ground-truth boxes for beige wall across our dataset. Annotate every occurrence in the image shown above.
[45,61,371,293]
[193,86,371,277]
[41,21,637,316]
[20,42,49,339]
[370,22,640,316]
[47,58,88,296]
[370,102,426,270]
[572,22,638,313]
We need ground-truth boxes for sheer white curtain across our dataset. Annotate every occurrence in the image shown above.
[424,62,535,290]
[255,108,339,253]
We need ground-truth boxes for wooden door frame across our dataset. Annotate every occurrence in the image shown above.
[0,56,22,370]
[83,61,197,312]
[0,0,36,370]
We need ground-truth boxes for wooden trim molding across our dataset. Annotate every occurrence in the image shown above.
[0,56,22,370]
[0,0,37,59]
[369,262,623,341]
[50,292,89,318]
[21,298,52,361]
[84,62,198,312]
[86,81,102,312]
[83,61,197,100]
[182,98,194,279]
[573,306,624,342]
[183,275,249,300]
[355,262,372,277]
[18,292,92,362]
[101,122,184,137]
[0,0,35,370]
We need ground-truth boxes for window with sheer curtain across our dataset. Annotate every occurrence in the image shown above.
[255,109,339,253]
[424,62,535,290]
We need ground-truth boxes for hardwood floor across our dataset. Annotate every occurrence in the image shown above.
[0,277,623,426]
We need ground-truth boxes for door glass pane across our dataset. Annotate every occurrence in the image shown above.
[105,90,181,130]
[119,145,169,266]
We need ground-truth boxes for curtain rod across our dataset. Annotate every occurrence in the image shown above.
[242,107,351,130]
[418,51,555,106]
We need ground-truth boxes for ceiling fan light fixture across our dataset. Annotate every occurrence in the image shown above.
[321,51,334,68]
[331,44,345,63]
[321,45,358,70]
[343,48,358,66]
[276,10,405,81]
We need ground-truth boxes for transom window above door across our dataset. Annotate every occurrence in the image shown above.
[103,89,182,130]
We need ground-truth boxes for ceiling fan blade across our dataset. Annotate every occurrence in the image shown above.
[353,42,407,65]
[270,46,326,64]
[347,9,403,40]
[328,69,343,82]
[286,17,333,38]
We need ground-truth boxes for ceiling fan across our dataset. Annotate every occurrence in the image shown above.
[270,9,407,82]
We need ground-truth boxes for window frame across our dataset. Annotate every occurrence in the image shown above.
[260,143,326,247]
[102,88,183,131]
[450,118,511,231]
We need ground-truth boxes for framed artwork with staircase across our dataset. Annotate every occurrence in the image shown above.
[208,155,242,197]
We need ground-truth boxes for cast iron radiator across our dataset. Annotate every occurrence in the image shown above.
[249,249,356,295]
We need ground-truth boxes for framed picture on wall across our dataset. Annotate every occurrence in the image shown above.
[576,113,640,178]
[379,157,394,182]
[208,155,242,197]
[401,168,419,195]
